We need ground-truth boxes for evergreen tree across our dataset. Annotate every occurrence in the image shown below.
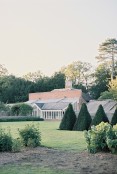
[59,104,76,130]
[111,108,117,126]
[91,105,109,126]
[73,103,92,131]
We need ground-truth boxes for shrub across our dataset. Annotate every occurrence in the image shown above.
[91,105,109,126]
[19,124,41,147]
[59,104,76,130]
[84,122,117,154]
[73,103,92,131]
[11,103,33,116]
[12,138,22,152]
[111,108,117,126]
[0,128,13,152]
[0,116,44,122]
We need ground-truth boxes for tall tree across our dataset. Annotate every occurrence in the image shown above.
[96,38,117,80]
[23,70,43,82]
[61,61,92,90]
[89,63,110,99]
[0,64,8,76]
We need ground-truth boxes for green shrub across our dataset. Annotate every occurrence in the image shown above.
[84,122,117,154]
[111,108,117,126]
[0,128,13,152]
[59,104,76,130]
[11,103,33,116]
[12,138,22,152]
[19,124,41,147]
[91,105,109,126]
[73,103,92,131]
[0,116,44,122]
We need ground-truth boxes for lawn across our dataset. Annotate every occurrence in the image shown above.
[0,121,87,174]
[0,121,86,152]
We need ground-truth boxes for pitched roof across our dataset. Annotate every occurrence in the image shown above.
[29,88,82,101]
[87,99,117,114]
[34,97,79,110]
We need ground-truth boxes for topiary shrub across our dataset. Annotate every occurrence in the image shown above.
[111,108,117,126]
[19,124,41,147]
[59,103,76,130]
[91,105,109,126]
[73,103,92,131]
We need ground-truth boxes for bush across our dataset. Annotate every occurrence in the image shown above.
[111,108,117,126]
[84,122,117,154]
[12,138,22,152]
[11,103,33,116]
[0,116,44,122]
[59,104,76,130]
[73,103,92,131]
[19,124,41,147]
[0,128,13,152]
[91,105,109,126]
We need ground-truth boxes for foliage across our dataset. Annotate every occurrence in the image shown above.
[91,105,109,126]
[0,64,8,76]
[11,138,22,152]
[73,103,92,131]
[0,75,34,103]
[99,91,114,100]
[90,63,110,99]
[99,77,117,100]
[84,122,117,153]
[0,128,13,152]
[19,124,41,147]
[96,38,117,79]
[23,70,43,82]
[59,104,76,130]
[61,61,92,90]
[0,116,44,122]
[11,103,33,116]
[111,108,117,126]
[0,102,11,116]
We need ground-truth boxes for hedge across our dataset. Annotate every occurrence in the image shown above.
[0,116,44,122]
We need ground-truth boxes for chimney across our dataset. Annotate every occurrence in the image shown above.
[65,78,72,89]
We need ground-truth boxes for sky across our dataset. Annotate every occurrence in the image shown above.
[0,0,117,77]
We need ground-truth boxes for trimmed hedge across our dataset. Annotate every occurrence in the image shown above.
[73,103,92,131]
[0,116,44,122]
[59,103,76,130]
[91,105,109,126]
[111,108,117,126]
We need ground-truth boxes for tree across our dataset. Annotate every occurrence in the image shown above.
[99,76,117,100]
[59,104,76,130]
[0,64,8,76]
[89,63,110,99]
[73,103,92,131]
[11,103,33,116]
[61,61,92,90]
[91,105,109,126]
[96,38,117,80]
[111,108,117,126]
[23,70,43,82]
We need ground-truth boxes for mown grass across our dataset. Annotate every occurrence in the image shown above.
[0,121,86,151]
[0,165,71,174]
[0,121,87,174]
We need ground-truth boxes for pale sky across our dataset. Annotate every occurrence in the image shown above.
[0,0,117,77]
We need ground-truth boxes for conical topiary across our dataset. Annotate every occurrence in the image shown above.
[91,104,109,126]
[73,103,92,131]
[111,108,117,126]
[59,103,76,130]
